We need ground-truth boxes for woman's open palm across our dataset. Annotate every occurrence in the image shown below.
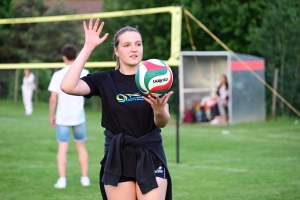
[143,91,174,112]
[83,18,109,48]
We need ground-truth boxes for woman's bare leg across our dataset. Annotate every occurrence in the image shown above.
[105,181,137,200]
[136,177,167,200]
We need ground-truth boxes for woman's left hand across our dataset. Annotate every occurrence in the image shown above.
[143,91,174,112]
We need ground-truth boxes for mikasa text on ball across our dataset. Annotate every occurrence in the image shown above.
[135,59,173,96]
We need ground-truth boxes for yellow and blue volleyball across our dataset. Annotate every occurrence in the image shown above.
[135,59,173,96]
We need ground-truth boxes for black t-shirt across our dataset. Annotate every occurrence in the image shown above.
[81,69,160,177]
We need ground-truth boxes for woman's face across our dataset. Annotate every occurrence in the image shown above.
[114,31,143,68]
[221,75,227,84]
[24,69,30,76]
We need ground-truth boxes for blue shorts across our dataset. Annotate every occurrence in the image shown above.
[56,122,87,142]
[154,166,167,179]
[118,166,167,183]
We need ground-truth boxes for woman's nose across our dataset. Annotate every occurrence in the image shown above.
[131,45,137,51]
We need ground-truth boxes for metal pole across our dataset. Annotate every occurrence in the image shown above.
[176,67,180,164]
[271,68,279,118]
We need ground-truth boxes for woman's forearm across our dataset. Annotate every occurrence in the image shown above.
[154,105,170,128]
[60,45,94,94]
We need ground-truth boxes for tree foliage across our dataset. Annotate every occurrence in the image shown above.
[0,0,83,63]
[249,0,300,116]
[101,0,266,55]
[0,0,12,18]
[0,0,12,98]
[0,0,83,101]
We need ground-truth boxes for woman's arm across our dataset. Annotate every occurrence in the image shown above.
[143,91,174,128]
[60,18,109,96]
[153,103,171,128]
[60,46,94,96]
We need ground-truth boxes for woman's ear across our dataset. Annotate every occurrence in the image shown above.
[114,48,119,57]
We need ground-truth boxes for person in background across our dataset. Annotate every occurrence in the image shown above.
[210,74,229,124]
[22,68,36,115]
[48,44,90,189]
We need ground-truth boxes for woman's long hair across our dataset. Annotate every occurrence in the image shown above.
[216,74,228,96]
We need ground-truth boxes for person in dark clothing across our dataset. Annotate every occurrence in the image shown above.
[60,18,173,200]
[210,74,229,124]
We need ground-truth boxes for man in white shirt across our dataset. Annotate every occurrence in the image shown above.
[48,44,90,189]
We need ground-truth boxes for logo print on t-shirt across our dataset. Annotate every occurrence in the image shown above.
[116,93,144,103]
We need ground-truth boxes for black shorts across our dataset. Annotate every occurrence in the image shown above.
[119,165,167,183]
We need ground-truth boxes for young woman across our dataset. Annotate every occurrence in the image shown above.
[210,74,229,124]
[61,18,173,200]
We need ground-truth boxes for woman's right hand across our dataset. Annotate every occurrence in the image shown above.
[83,18,109,49]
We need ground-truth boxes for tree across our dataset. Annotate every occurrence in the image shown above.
[100,0,266,60]
[249,0,300,116]
[0,0,11,18]
[0,0,83,102]
[0,0,12,99]
[0,0,83,63]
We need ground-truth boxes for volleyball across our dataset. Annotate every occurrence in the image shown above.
[135,59,173,96]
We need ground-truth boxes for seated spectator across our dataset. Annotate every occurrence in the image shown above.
[200,96,217,121]
[210,74,229,125]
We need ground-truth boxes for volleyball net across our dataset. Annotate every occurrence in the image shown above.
[0,6,182,69]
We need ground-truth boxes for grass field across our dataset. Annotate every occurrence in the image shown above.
[0,100,300,200]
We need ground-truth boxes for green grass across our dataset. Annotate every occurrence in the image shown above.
[0,100,300,200]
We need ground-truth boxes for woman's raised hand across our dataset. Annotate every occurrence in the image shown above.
[83,18,109,49]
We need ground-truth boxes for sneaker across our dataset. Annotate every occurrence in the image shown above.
[210,118,219,125]
[80,177,90,187]
[54,178,66,189]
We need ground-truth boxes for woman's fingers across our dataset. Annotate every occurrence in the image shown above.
[144,92,173,105]
[148,95,159,104]
[93,18,100,31]
[96,21,105,34]
[142,97,152,105]
[160,91,174,104]
[88,18,93,30]
[83,21,87,32]
[100,33,109,43]
[143,92,173,114]
[85,18,103,32]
